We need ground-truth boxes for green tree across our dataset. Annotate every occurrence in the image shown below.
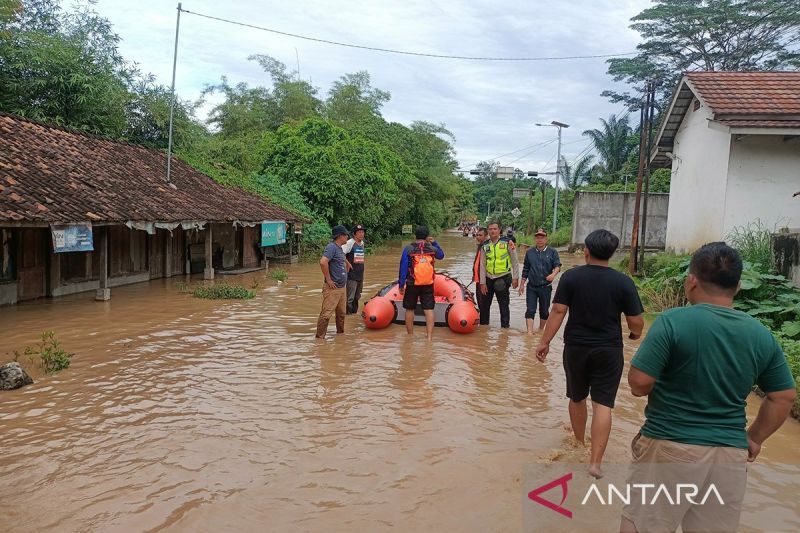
[124,74,203,149]
[324,71,390,130]
[0,0,134,135]
[203,76,280,138]
[562,154,597,189]
[257,118,415,236]
[248,54,321,124]
[604,0,800,109]
[582,113,633,179]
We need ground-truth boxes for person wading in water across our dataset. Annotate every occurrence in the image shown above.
[536,229,644,478]
[398,226,445,341]
[342,224,366,314]
[480,221,519,328]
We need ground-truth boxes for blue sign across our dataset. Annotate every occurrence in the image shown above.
[261,221,287,247]
[51,223,94,253]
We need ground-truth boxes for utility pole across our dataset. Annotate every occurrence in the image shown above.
[166,3,182,184]
[536,121,569,234]
[553,126,563,235]
[629,82,654,275]
[639,81,658,271]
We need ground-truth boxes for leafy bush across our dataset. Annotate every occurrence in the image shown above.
[635,256,690,312]
[268,268,288,282]
[15,331,73,374]
[193,283,255,299]
[734,263,800,336]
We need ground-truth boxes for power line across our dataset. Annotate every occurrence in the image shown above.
[461,138,556,170]
[181,8,637,62]
[505,139,557,166]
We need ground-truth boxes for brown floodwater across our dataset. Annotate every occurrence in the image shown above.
[1,234,798,532]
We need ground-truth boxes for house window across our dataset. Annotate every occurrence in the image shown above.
[0,229,15,281]
[693,100,701,111]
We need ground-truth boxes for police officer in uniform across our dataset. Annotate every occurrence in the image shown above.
[479,221,520,328]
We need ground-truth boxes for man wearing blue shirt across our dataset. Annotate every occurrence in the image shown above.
[518,228,561,334]
[316,225,350,339]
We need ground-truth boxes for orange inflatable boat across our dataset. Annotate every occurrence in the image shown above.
[362,274,480,334]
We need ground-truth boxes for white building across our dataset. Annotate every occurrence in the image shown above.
[651,72,800,254]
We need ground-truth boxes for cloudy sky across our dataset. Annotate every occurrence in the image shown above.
[92,0,650,178]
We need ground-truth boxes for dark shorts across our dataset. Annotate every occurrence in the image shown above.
[525,284,552,320]
[402,284,435,310]
[563,344,624,408]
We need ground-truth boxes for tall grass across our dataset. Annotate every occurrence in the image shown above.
[725,220,775,272]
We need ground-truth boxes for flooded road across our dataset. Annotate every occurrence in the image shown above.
[1,234,798,532]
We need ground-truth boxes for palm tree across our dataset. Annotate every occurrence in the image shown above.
[582,114,633,178]
[562,154,597,189]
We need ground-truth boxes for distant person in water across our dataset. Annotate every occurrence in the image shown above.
[535,229,644,478]
[621,242,796,533]
[398,226,444,340]
[505,228,517,244]
[472,227,488,318]
[342,224,366,314]
[316,225,350,339]
[518,228,561,334]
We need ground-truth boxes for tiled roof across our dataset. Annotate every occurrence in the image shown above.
[685,71,800,116]
[0,113,304,224]
[651,71,800,167]
[716,119,800,128]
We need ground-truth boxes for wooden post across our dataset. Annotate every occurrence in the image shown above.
[184,229,191,275]
[203,224,214,280]
[639,84,657,269]
[629,83,653,275]
[95,226,110,301]
[164,230,173,278]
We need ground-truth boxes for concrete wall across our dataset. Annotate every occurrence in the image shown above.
[774,233,800,289]
[0,282,17,306]
[572,191,669,248]
[51,272,151,298]
[724,135,800,235]
[665,97,732,254]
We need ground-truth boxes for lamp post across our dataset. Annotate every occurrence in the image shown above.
[536,121,569,234]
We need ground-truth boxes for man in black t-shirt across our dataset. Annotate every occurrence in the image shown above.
[535,229,644,479]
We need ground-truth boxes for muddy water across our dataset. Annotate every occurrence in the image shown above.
[1,234,798,532]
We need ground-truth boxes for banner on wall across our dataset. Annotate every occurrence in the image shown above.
[260,221,287,247]
[51,223,94,253]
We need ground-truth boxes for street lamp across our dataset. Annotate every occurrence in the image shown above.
[536,121,570,234]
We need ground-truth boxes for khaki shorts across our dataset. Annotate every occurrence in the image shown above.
[622,434,748,533]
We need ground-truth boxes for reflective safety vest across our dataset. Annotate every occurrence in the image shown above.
[483,238,513,276]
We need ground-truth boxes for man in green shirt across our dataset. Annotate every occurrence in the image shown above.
[622,242,796,533]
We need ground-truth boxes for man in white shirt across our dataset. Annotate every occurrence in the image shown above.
[341,224,367,314]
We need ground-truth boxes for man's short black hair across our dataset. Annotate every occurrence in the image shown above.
[585,229,619,260]
[415,225,430,240]
[487,221,500,229]
[689,242,742,291]
[477,226,487,234]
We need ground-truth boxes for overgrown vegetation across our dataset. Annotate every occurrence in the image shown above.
[268,268,288,282]
[725,220,776,272]
[14,330,72,373]
[628,224,800,413]
[192,283,255,300]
